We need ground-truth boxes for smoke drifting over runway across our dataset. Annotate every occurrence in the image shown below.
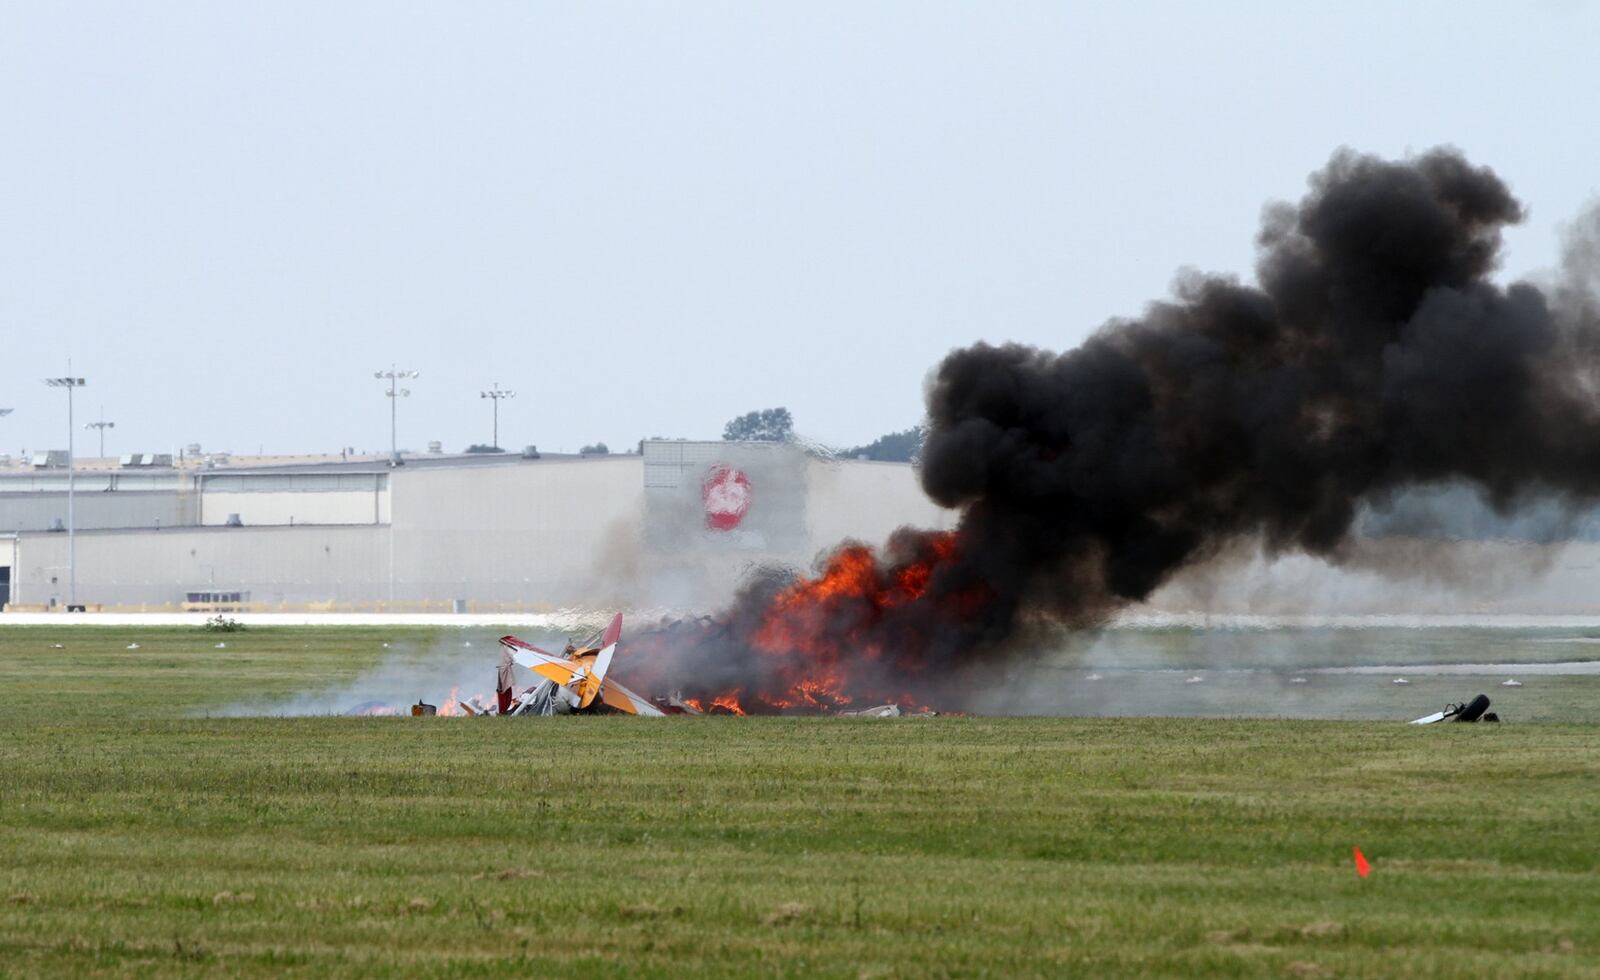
[634,148,1600,711]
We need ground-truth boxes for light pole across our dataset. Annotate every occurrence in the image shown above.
[44,372,87,608]
[84,407,115,458]
[373,366,418,466]
[480,382,515,450]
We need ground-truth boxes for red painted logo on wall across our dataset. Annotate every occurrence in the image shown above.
[702,464,752,531]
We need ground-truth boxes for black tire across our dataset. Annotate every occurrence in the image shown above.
[1454,694,1491,722]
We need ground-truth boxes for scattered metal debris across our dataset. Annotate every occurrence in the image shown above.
[649,692,705,715]
[838,704,902,718]
[347,613,930,719]
[1410,693,1499,725]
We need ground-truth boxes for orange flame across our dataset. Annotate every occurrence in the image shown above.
[681,694,747,715]
[628,530,981,714]
[709,694,747,716]
[438,685,461,717]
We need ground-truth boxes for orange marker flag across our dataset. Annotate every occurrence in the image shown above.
[1353,847,1371,878]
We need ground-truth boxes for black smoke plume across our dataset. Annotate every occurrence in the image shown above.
[630,147,1600,711]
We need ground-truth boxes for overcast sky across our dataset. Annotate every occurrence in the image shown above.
[3,2,1597,457]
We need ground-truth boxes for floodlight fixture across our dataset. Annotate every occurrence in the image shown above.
[43,369,87,606]
[84,409,116,457]
[375,365,420,465]
[480,382,516,450]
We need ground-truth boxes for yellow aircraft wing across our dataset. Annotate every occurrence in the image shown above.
[599,679,666,716]
[509,648,580,687]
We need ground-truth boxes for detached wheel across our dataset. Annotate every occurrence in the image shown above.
[1454,694,1491,722]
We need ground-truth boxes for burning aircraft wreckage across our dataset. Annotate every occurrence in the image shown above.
[373,146,1599,720]
[370,614,923,718]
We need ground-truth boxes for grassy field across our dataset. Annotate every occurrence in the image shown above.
[1,626,1598,976]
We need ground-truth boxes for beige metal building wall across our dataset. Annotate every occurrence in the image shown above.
[631,442,954,605]
[389,456,645,605]
[9,525,387,607]
[2,453,956,610]
[196,472,389,527]
[0,491,195,534]
[0,469,383,533]
[198,490,388,527]
[640,441,951,561]
[643,440,808,554]
[803,457,955,549]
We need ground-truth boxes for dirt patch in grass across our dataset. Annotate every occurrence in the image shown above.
[763,902,813,926]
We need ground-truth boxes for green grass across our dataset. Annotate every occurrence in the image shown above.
[1,627,1598,976]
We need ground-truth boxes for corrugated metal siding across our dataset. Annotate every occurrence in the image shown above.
[200,473,386,493]
[1,454,960,609]
[641,440,809,554]
[0,491,195,533]
[0,472,190,494]
[388,457,644,603]
[804,458,955,546]
[11,525,388,606]
[200,491,384,527]
[643,440,738,488]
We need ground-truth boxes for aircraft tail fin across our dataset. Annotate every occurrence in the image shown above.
[600,613,623,649]
[495,644,517,715]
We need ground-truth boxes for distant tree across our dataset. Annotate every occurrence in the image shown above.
[463,444,504,454]
[579,442,610,455]
[723,407,794,442]
[843,426,924,462]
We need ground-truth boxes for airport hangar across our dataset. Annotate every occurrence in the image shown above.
[8,439,1600,616]
[0,441,954,612]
